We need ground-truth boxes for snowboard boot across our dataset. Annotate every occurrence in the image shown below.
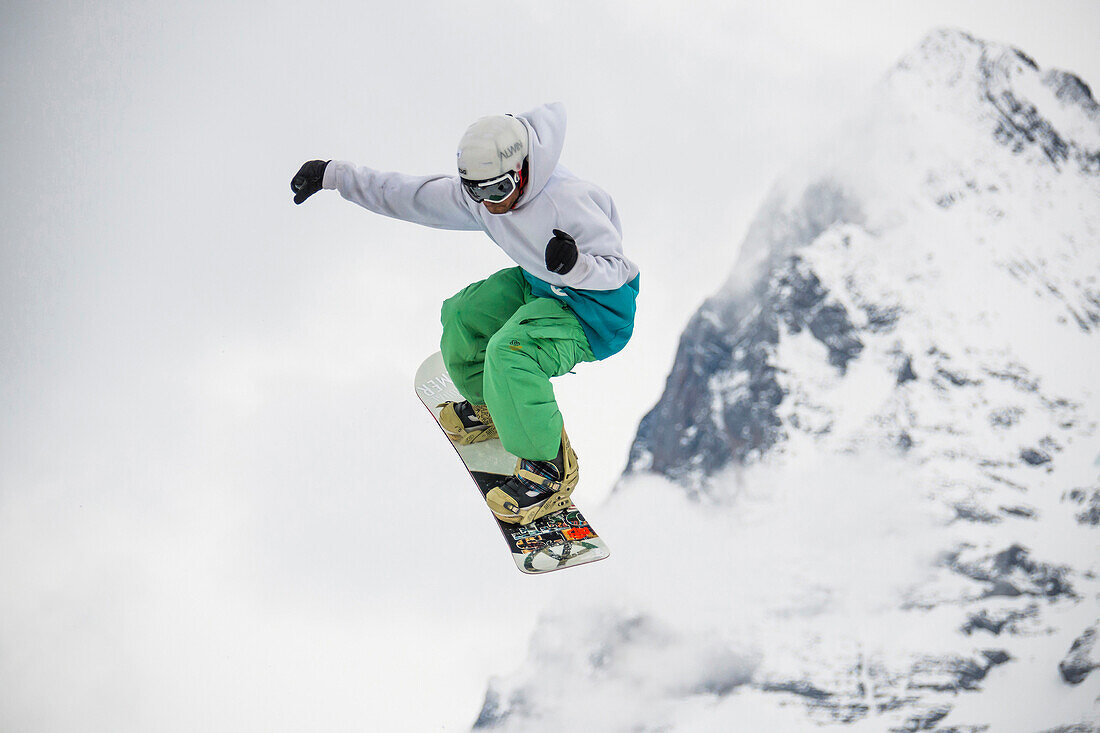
[485,429,579,525]
[438,400,498,445]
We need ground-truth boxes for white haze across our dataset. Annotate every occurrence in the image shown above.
[2,2,1099,731]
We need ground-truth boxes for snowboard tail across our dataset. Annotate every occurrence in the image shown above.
[414,352,610,574]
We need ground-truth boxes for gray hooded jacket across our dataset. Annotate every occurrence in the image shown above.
[322,102,639,293]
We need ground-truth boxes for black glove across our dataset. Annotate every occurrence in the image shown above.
[545,229,579,275]
[291,160,330,204]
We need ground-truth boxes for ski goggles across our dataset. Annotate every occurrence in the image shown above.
[461,171,519,203]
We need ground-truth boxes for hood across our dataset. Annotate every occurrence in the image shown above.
[513,102,567,207]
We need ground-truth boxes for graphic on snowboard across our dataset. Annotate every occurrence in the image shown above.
[414,352,610,574]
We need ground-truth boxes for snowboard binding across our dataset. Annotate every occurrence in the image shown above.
[486,430,579,525]
[438,400,498,445]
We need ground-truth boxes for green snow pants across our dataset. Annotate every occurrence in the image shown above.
[440,267,597,461]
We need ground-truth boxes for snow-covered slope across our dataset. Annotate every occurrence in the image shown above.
[472,29,1100,732]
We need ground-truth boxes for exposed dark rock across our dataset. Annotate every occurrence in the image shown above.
[944,544,1075,600]
[1039,435,1063,453]
[472,687,523,730]
[907,650,1010,692]
[1059,625,1100,685]
[983,472,1028,492]
[863,302,902,333]
[758,678,878,725]
[626,297,786,491]
[936,367,981,387]
[1064,488,1100,527]
[953,502,1001,524]
[982,364,1039,392]
[779,259,865,371]
[1019,447,1050,467]
[627,182,864,491]
[897,354,918,384]
[759,679,833,700]
[1042,70,1100,175]
[988,406,1023,428]
[1041,395,1081,425]
[978,46,1100,174]
[961,606,1038,636]
[758,647,1013,728]
[1044,69,1098,109]
[990,91,1070,166]
[1020,448,1052,466]
[1077,495,1100,526]
[935,193,959,209]
[998,505,1036,519]
[1013,48,1039,70]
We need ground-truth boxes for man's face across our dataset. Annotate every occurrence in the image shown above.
[483,185,520,215]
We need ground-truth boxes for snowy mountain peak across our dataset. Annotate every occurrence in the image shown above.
[626,26,1100,493]
[887,27,1100,174]
[893,28,996,82]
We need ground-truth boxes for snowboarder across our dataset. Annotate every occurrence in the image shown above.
[291,103,639,525]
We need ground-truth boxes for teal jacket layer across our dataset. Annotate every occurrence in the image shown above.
[523,270,640,360]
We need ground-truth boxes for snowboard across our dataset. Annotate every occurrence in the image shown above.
[414,352,610,574]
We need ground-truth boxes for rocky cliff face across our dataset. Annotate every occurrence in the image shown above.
[474,29,1100,732]
[627,180,867,492]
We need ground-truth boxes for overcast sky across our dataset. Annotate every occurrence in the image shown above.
[2,2,1099,731]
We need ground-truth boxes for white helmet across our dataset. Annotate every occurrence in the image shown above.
[457,114,528,182]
